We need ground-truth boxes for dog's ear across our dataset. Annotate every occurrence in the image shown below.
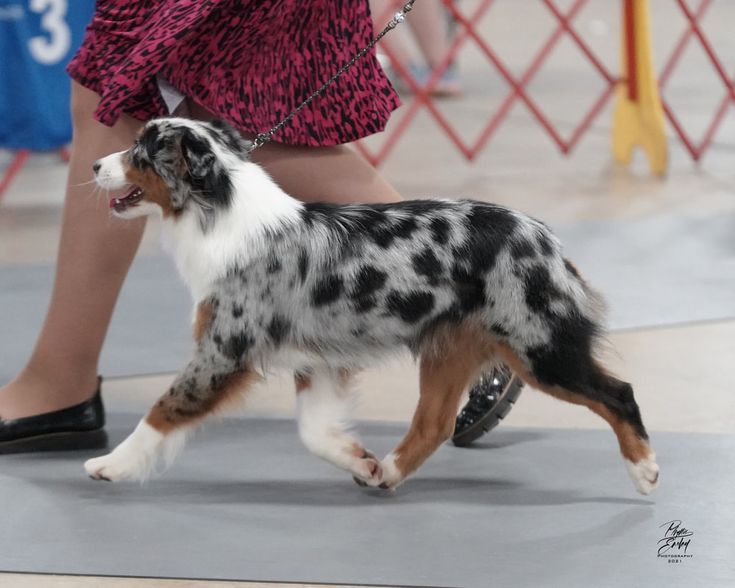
[180,128,215,178]
[210,119,253,156]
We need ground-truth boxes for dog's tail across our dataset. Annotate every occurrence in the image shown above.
[560,256,608,330]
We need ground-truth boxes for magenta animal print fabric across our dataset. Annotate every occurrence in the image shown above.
[67,0,400,146]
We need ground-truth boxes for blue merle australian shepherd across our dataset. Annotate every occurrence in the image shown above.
[88,118,659,494]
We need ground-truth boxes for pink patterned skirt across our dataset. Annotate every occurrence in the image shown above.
[67,0,400,146]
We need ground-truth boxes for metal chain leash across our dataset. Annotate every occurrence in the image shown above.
[248,0,417,152]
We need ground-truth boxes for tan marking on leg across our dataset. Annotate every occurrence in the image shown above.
[146,368,260,434]
[391,324,493,482]
[494,342,652,463]
[193,301,213,342]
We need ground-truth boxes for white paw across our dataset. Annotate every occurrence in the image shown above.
[626,454,660,495]
[84,448,152,482]
[363,453,404,490]
[84,420,165,482]
[351,450,383,487]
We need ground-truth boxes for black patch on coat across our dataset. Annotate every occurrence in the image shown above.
[351,265,388,300]
[222,331,253,361]
[311,274,344,307]
[386,290,435,323]
[526,319,595,392]
[297,250,310,284]
[537,232,555,256]
[365,214,397,248]
[451,265,486,312]
[466,203,518,235]
[354,296,378,313]
[509,238,536,260]
[350,207,389,231]
[456,278,486,312]
[369,227,396,249]
[367,214,418,249]
[412,248,443,284]
[232,305,243,319]
[428,217,451,245]
[266,255,282,274]
[392,216,419,239]
[490,323,510,337]
[523,264,563,314]
[301,202,337,227]
[267,315,291,345]
[458,203,520,274]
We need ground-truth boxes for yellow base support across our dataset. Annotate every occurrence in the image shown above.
[612,0,668,176]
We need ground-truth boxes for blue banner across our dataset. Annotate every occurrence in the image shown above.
[0,0,94,150]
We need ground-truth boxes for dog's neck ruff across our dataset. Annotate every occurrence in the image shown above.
[163,161,303,301]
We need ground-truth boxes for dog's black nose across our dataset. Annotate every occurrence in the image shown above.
[92,162,101,174]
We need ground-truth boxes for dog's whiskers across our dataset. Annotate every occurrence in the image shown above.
[72,178,99,188]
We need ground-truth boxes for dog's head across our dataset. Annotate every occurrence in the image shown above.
[93,118,252,222]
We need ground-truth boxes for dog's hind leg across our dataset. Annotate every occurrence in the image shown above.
[495,341,659,495]
[368,325,491,490]
[296,367,382,486]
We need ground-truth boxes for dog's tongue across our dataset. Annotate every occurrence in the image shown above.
[110,186,143,212]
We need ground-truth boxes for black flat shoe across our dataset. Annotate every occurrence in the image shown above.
[0,377,107,454]
[452,367,523,447]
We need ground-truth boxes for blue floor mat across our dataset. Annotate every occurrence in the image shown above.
[0,418,732,588]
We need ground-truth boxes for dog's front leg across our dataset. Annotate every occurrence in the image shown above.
[84,352,257,483]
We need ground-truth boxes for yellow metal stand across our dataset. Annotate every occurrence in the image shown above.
[612,0,668,176]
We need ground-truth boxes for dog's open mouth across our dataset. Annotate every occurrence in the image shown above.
[110,186,144,213]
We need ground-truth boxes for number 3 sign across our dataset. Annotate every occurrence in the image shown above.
[28,0,71,65]
[0,0,94,150]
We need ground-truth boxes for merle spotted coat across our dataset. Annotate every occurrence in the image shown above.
[86,118,659,495]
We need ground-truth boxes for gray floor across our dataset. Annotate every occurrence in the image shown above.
[1,211,734,382]
[1,416,733,588]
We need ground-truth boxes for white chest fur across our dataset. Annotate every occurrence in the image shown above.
[162,163,303,302]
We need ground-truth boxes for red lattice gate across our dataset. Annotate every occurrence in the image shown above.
[356,0,732,170]
[658,0,735,161]
[355,0,621,166]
